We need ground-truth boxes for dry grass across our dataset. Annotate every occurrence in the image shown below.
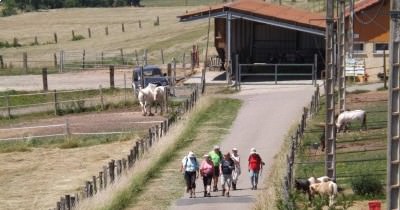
[0,139,136,210]
[0,7,213,67]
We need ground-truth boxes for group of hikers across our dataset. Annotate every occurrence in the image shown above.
[180,145,264,198]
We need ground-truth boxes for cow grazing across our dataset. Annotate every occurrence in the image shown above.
[153,86,167,114]
[336,110,367,133]
[295,176,332,201]
[309,181,338,207]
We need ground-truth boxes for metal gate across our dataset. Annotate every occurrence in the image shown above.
[236,62,316,89]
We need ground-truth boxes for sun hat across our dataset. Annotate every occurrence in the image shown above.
[203,154,210,158]
[188,151,195,158]
[213,145,220,150]
[250,148,256,154]
[232,148,238,151]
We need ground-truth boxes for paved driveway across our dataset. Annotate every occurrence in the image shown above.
[171,84,316,210]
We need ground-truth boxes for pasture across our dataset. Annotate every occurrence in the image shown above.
[0,7,212,70]
[294,89,387,209]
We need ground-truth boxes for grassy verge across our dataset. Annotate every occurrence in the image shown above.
[0,131,140,153]
[76,97,241,210]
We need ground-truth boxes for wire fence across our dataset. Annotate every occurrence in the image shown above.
[48,84,200,210]
[0,46,203,74]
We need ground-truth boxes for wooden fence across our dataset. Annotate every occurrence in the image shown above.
[282,85,320,208]
[49,85,199,210]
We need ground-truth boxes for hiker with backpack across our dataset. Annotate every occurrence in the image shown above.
[200,154,214,197]
[248,148,264,190]
[180,151,199,198]
[209,145,223,192]
[231,148,241,190]
[220,152,235,197]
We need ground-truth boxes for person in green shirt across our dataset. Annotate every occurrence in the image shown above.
[209,145,223,192]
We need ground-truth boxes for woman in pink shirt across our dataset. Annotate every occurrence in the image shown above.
[200,154,214,197]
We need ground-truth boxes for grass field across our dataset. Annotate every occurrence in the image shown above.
[294,89,387,209]
[0,7,213,68]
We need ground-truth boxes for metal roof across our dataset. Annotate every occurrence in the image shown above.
[178,0,326,36]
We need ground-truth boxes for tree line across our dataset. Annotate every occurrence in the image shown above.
[1,0,142,16]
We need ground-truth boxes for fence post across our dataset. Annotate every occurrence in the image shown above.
[82,50,86,70]
[135,141,140,159]
[101,52,104,66]
[54,90,58,116]
[34,36,38,45]
[99,171,103,190]
[109,65,115,88]
[172,58,176,96]
[103,166,108,189]
[64,119,71,138]
[54,53,57,67]
[54,32,58,43]
[122,158,127,171]
[124,72,127,106]
[109,160,115,183]
[65,195,71,210]
[99,85,104,110]
[0,55,3,69]
[92,176,97,194]
[71,30,75,39]
[138,20,142,28]
[182,52,186,70]
[135,50,139,66]
[42,68,48,91]
[105,26,109,36]
[144,49,148,66]
[23,52,28,73]
[117,160,122,176]
[161,49,164,64]
[120,48,124,65]
[122,23,125,32]
[5,94,11,119]
[88,28,91,38]
[59,50,64,73]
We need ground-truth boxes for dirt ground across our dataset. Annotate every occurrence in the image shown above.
[0,110,165,140]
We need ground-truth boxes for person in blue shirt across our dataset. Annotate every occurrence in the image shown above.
[180,151,199,198]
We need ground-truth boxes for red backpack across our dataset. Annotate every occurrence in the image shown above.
[248,153,262,170]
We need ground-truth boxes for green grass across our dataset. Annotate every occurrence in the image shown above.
[295,91,387,203]
[100,97,242,210]
[0,131,138,153]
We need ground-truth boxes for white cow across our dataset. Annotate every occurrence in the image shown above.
[336,109,367,132]
[309,181,338,207]
[153,86,167,114]
[138,83,157,116]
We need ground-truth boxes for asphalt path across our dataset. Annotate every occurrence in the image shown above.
[171,84,316,210]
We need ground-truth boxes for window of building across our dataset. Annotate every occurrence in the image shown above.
[353,42,365,54]
[373,43,389,54]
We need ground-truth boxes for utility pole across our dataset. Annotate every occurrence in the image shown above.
[349,0,354,59]
[325,0,336,180]
[338,0,346,113]
[387,1,400,209]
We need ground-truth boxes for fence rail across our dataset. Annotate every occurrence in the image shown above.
[49,84,200,210]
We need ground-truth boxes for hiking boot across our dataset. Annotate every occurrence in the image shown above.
[222,189,225,196]
[207,192,211,197]
[226,191,230,197]
[254,185,257,190]
[213,186,218,192]
[204,191,207,197]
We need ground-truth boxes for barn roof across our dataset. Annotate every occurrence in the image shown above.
[178,0,326,36]
[345,0,383,16]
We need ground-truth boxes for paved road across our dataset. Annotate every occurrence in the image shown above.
[171,84,316,210]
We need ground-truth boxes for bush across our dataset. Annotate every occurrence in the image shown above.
[351,175,383,196]
[72,34,85,41]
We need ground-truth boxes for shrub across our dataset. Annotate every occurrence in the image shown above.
[351,175,383,197]
[72,34,85,41]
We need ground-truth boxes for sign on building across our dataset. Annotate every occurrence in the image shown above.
[345,57,365,77]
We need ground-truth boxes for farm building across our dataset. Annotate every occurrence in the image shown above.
[345,0,389,81]
[178,0,326,82]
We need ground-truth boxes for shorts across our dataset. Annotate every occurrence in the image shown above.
[213,166,220,177]
[184,171,196,190]
[221,174,232,187]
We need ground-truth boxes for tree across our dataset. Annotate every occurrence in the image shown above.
[1,0,18,16]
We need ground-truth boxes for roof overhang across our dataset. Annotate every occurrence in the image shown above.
[178,1,325,37]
